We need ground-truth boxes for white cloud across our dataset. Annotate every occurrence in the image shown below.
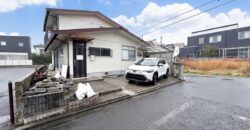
[0,32,20,36]
[9,32,19,36]
[113,2,250,44]
[0,32,7,35]
[99,0,112,6]
[0,0,57,12]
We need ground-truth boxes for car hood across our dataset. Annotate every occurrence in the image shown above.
[128,64,156,71]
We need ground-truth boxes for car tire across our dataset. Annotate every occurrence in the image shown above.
[151,73,158,85]
[128,80,134,84]
[164,69,169,79]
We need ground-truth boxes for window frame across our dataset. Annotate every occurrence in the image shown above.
[0,41,6,46]
[89,47,112,57]
[18,42,24,47]
[238,30,250,40]
[121,45,136,61]
[209,35,222,43]
[198,37,204,44]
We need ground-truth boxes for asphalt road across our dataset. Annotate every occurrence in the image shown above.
[31,74,250,130]
[0,68,34,125]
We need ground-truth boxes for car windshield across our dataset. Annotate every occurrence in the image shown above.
[135,59,157,66]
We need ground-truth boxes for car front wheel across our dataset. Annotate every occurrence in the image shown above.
[151,73,158,85]
[164,69,169,78]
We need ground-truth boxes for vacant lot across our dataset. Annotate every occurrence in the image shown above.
[181,59,250,77]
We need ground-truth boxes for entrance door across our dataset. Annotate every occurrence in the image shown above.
[73,40,87,77]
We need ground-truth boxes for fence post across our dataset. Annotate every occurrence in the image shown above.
[178,64,184,80]
[8,81,15,124]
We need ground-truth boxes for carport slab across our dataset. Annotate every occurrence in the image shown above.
[104,76,181,94]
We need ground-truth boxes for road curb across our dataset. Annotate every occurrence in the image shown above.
[14,94,131,130]
[135,79,183,96]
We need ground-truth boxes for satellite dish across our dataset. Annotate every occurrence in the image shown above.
[173,46,179,57]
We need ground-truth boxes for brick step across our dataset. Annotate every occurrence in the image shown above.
[98,87,123,96]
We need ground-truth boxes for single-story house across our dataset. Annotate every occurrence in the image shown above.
[43,8,149,78]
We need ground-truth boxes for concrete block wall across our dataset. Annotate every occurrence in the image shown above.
[23,92,64,117]
[15,66,43,124]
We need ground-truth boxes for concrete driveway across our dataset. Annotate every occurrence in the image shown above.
[29,74,250,130]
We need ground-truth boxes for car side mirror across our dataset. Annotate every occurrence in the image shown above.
[158,63,163,67]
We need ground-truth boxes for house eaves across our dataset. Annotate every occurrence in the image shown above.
[44,27,149,51]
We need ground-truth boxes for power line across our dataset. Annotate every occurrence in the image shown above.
[142,0,237,36]
[136,0,219,34]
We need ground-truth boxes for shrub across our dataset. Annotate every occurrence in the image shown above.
[31,53,52,65]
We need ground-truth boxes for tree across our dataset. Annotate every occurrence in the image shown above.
[31,53,52,65]
[201,45,219,57]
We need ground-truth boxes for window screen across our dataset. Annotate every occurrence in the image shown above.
[89,47,111,56]
[122,45,135,61]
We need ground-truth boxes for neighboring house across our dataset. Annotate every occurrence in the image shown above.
[33,44,44,55]
[43,8,148,78]
[174,43,185,48]
[0,35,32,66]
[179,23,250,58]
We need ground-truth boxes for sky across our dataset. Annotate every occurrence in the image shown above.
[0,0,250,46]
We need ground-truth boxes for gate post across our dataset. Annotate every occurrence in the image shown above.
[8,81,15,124]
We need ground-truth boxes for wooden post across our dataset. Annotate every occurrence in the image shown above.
[8,81,14,124]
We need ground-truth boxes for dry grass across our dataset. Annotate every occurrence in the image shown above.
[181,59,250,77]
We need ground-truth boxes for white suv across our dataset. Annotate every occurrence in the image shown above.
[126,58,169,85]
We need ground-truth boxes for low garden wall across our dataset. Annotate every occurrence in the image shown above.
[14,66,100,125]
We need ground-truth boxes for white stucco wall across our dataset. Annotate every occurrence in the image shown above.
[68,40,74,76]
[86,31,143,74]
[62,43,69,65]
[58,14,113,30]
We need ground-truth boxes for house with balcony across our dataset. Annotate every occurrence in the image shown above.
[43,8,149,78]
[179,23,250,58]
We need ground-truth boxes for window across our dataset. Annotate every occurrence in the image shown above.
[89,47,100,56]
[89,47,111,56]
[198,37,204,44]
[101,48,111,56]
[122,45,136,61]
[0,41,6,46]
[158,60,166,65]
[185,54,194,58]
[225,49,238,58]
[198,50,203,57]
[238,48,248,58]
[238,31,250,39]
[18,42,24,47]
[209,35,221,43]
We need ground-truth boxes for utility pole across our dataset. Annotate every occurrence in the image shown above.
[160,36,163,44]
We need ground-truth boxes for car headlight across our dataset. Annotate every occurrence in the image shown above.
[126,68,132,72]
[142,69,154,73]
